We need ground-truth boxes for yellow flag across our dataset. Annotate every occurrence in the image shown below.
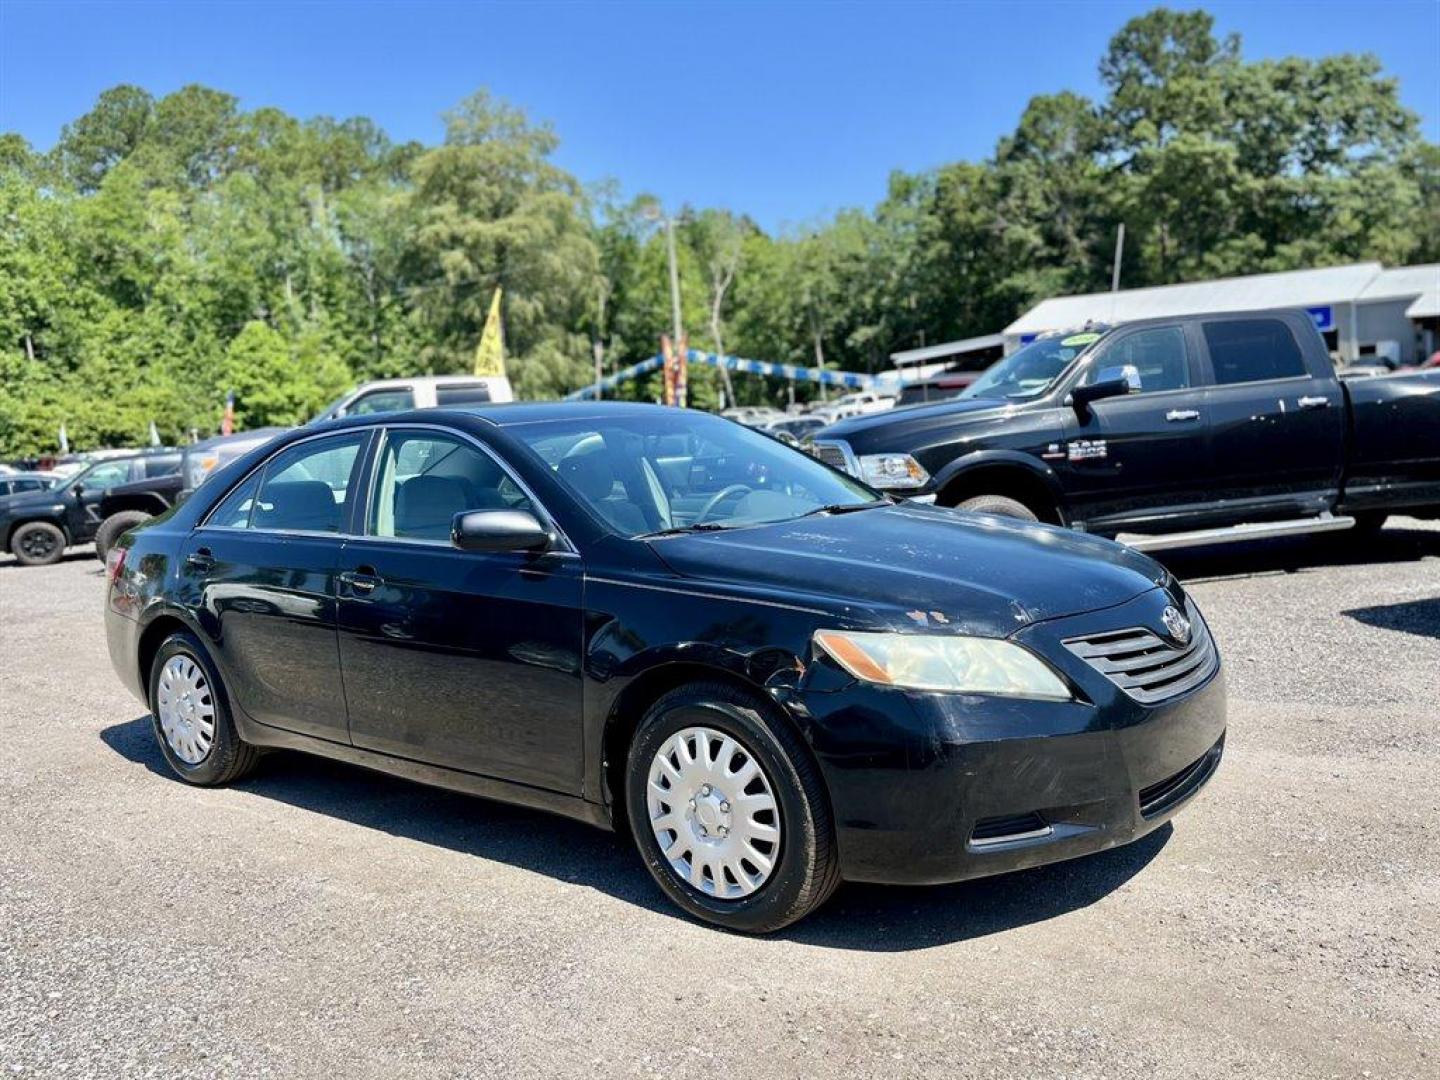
[473,287,506,377]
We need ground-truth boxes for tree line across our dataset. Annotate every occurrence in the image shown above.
[1,7,1436,456]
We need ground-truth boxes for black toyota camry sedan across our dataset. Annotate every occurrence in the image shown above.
[104,402,1224,932]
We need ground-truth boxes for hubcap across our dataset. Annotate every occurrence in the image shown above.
[156,655,216,765]
[20,530,56,558]
[647,726,782,900]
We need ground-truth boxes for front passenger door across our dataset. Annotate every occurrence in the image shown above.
[1060,324,1210,528]
[335,427,585,793]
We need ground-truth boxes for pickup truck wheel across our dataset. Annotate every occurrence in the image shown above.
[955,494,1039,523]
[95,510,153,562]
[10,521,66,566]
[1350,512,1388,535]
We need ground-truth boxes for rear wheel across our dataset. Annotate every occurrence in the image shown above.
[955,494,1039,523]
[94,510,153,562]
[625,682,840,933]
[148,632,260,785]
[10,521,66,566]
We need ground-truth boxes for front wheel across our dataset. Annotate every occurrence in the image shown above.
[954,494,1039,523]
[625,682,840,933]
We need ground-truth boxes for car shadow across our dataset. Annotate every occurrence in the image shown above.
[1158,520,1440,583]
[99,715,1169,950]
[1342,597,1440,640]
[0,548,98,571]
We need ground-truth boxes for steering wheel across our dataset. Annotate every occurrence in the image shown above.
[695,484,751,524]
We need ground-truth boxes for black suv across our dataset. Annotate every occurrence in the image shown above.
[0,450,181,566]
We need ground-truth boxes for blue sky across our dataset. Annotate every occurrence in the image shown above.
[2,0,1437,231]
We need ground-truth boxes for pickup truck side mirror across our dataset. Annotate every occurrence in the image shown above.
[1070,365,1141,414]
[71,482,84,497]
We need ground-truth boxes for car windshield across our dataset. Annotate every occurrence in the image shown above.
[961,331,1109,401]
[507,410,881,537]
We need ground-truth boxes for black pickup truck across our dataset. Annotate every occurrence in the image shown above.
[814,309,1440,548]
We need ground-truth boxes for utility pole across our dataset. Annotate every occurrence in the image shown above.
[1111,223,1126,293]
[664,215,684,347]
[592,280,608,400]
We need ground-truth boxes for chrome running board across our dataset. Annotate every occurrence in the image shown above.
[1121,513,1355,553]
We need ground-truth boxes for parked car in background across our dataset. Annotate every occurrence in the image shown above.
[812,310,1440,550]
[1,450,181,565]
[0,472,58,497]
[895,372,980,406]
[181,375,515,494]
[105,402,1224,933]
[759,415,827,443]
[720,406,786,427]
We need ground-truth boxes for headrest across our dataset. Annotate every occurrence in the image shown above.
[395,475,471,539]
[256,480,339,531]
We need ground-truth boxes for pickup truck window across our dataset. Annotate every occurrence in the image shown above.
[1081,327,1190,393]
[347,388,414,416]
[962,331,1109,401]
[1203,319,1307,385]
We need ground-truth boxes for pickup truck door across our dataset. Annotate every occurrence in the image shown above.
[1198,315,1345,513]
[67,458,136,539]
[1060,324,1211,528]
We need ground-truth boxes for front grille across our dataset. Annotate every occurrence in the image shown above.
[810,439,855,476]
[969,811,1052,846]
[1139,736,1224,818]
[1062,600,1218,705]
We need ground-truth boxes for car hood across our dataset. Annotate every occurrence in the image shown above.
[0,488,62,515]
[817,396,1026,450]
[648,502,1168,636]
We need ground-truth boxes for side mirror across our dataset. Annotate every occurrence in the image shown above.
[71,482,84,497]
[452,509,553,553]
[1071,364,1140,414]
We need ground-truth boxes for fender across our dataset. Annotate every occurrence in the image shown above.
[100,492,170,517]
[930,449,1071,523]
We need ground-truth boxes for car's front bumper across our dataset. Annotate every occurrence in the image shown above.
[793,588,1226,885]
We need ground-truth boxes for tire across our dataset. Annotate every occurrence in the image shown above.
[1350,511,1388,535]
[94,510,153,562]
[10,521,67,566]
[955,494,1040,523]
[148,631,261,786]
[625,681,841,934]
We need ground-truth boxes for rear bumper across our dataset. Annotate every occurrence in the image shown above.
[105,606,147,704]
[798,589,1227,885]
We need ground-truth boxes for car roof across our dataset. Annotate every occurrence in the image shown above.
[315,400,717,432]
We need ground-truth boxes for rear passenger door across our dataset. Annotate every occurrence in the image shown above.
[178,431,371,744]
[1200,316,1345,511]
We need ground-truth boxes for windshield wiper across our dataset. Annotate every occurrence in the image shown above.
[636,521,736,540]
[797,499,889,519]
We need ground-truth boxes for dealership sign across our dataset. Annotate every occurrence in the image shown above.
[1306,305,1334,332]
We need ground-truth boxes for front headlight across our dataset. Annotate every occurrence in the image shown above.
[856,453,929,491]
[814,629,1072,700]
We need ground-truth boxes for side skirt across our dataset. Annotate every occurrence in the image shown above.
[233,711,613,832]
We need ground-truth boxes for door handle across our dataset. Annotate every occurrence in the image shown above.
[185,548,214,571]
[1297,396,1330,409]
[340,567,382,594]
[1165,409,1201,422]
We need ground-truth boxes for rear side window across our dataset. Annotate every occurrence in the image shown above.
[251,433,367,533]
[435,384,493,407]
[347,388,414,416]
[208,471,262,529]
[1203,320,1307,385]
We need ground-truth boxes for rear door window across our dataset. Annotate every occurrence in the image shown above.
[434,384,493,407]
[250,433,367,533]
[1203,319,1307,385]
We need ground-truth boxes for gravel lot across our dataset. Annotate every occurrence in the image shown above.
[2,519,1437,1079]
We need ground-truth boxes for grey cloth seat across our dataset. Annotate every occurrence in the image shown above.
[559,451,649,536]
[254,480,341,532]
[394,475,494,541]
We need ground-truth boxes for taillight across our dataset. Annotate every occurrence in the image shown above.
[106,545,127,586]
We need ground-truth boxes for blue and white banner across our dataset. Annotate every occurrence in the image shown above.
[568,350,875,400]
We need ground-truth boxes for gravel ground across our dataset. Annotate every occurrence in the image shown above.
[2,519,1437,1079]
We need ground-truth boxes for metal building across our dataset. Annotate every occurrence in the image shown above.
[1000,262,1440,365]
